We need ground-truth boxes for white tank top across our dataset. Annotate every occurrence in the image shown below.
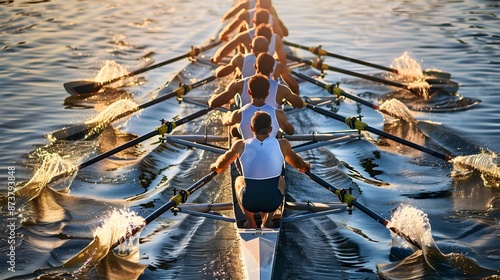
[241,53,257,78]
[240,137,284,179]
[240,76,279,108]
[247,30,276,57]
[239,104,279,140]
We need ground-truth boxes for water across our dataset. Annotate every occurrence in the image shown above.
[1,0,499,279]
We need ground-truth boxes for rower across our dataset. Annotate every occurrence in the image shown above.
[221,0,257,22]
[209,53,303,108]
[215,36,270,79]
[221,74,294,140]
[210,110,311,229]
[219,0,288,39]
[211,11,287,63]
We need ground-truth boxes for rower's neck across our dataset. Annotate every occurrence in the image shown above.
[251,98,266,107]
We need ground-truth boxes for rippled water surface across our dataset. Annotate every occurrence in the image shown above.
[1,0,499,279]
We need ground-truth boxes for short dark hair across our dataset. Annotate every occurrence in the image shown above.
[252,111,272,135]
[248,74,270,99]
[254,8,270,26]
[255,23,272,42]
[256,52,275,76]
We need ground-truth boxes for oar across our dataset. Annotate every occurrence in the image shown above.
[64,41,222,95]
[283,40,451,80]
[63,171,218,268]
[303,101,453,162]
[287,55,459,97]
[305,170,421,249]
[76,107,214,170]
[291,71,382,111]
[51,75,217,141]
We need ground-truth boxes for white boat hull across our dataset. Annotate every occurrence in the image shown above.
[239,228,280,280]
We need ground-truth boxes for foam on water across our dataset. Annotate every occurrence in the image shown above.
[452,152,500,185]
[379,98,418,125]
[15,153,76,202]
[386,204,435,250]
[85,99,139,138]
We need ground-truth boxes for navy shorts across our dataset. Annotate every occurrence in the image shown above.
[241,177,283,213]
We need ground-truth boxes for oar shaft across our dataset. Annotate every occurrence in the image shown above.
[304,102,453,161]
[287,55,408,89]
[291,71,380,110]
[305,171,388,226]
[144,171,218,224]
[110,171,218,250]
[103,41,221,87]
[284,41,398,74]
[137,75,217,110]
[76,107,214,170]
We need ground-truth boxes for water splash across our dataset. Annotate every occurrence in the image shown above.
[380,204,500,278]
[379,98,418,125]
[94,60,130,86]
[388,52,430,99]
[64,208,145,268]
[15,153,76,203]
[387,204,435,250]
[389,51,424,81]
[452,152,500,184]
[85,99,139,139]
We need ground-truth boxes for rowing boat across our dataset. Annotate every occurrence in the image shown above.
[33,2,494,279]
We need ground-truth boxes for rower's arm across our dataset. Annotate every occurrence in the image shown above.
[210,140,244,173]
[208,80,242,108]
[271,7,289,37]
[219,11,247,41]
[279,139,311,173]
[276,65,300,95]
[215,54,243,78]
[274,35,287,64]
[276,109,294,135]
[222,110,242,126]
[211,34,243,64]
[221,1,248,22]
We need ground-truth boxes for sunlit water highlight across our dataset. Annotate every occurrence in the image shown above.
[452,152,500,186]
[379,98,418,125]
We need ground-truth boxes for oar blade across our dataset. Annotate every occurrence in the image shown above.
[48,123,96,141]
[64,80,103,96]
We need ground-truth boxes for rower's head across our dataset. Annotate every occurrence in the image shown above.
[256,0,272,10]
[253,8,270,26]
[250,111,272,136]
[248,74,270,101]
[254,52,275,76]
[250,36,269,55]
[255,23,272,43]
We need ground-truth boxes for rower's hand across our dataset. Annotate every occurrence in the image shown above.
[210,55,219,64]
[210,163,224,174]
[298,162,311,173]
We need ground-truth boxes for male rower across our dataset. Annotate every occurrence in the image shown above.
[209,53,302,108]
[212,12,287,63]
[219,0,288,40]
[221,74,294,139]
[210,110,310,228]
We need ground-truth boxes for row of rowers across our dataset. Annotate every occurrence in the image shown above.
[207,1,309,229]
[208,0,303,134]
